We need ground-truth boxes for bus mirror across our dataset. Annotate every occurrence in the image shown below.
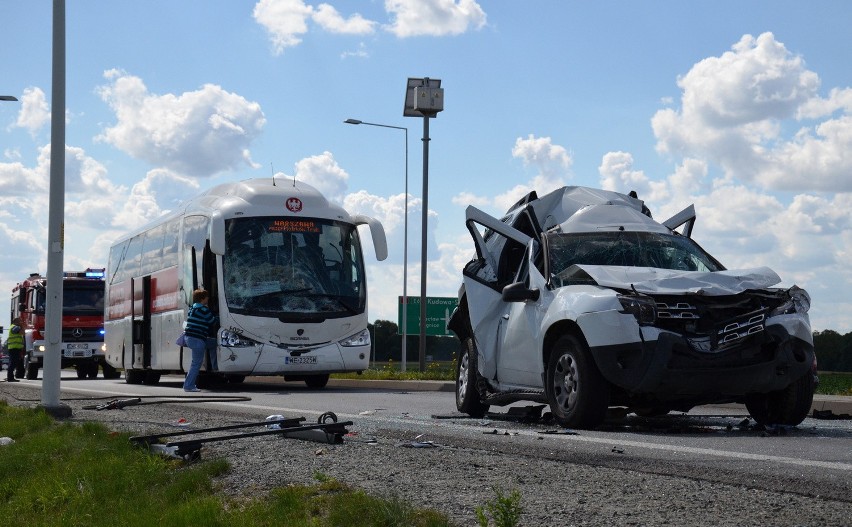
[352,214,388,261]
[210,213,225,255]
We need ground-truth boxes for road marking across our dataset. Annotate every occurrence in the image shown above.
[53,381,852,472]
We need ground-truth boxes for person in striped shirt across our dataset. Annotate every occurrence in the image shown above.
[183,289,218,392]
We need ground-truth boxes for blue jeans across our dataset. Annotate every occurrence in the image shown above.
[183,335,206,391]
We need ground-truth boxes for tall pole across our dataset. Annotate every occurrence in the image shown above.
[43,0,71,417]
[343,119,409,371]
[419,116,430,372]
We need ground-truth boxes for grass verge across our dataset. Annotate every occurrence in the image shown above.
[0,402,453,527]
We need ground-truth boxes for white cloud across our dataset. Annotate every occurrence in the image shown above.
[253,0,314,54]
[313,4,377,34]
[95,70,265,177]
[384,0,486,37]
[13,87,50,136]
[652,32,852,192]
[292,151,349,202]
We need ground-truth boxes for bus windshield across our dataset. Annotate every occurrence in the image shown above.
[223,217,366,319]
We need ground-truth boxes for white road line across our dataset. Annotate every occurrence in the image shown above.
[55,383,852,473]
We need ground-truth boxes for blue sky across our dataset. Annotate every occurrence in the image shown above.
[2,1,852,333]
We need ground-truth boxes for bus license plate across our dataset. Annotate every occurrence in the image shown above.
[287,356,317,365]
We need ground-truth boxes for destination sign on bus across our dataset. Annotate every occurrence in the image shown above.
[269,219,321,234]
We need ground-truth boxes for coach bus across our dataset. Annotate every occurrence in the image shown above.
[104,178,387,388]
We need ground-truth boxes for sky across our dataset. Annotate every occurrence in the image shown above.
[2,1,852,335]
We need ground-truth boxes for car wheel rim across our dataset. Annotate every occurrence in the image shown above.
[457,352,470,403]
[553,352,578,413]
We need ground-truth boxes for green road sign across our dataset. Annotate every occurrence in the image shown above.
[397,296,458,336]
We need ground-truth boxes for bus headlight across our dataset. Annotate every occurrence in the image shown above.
[340,329,370,348]
[220,329,257,348]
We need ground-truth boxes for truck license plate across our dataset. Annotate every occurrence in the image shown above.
[67,343,89,349]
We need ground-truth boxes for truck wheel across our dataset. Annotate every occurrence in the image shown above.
[745,371,815,426]
[304,374,330,388]
[24,356,38,380]
[545,334,609,429]
[456,338,490,418]
[76,367,87,379]
[87,363,99,379]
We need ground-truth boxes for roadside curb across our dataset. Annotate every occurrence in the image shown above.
[327,379,852,416]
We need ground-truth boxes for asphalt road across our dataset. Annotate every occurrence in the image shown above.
[9,371,852,506]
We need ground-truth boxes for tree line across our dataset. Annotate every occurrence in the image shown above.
[813,330,852,372]
[370,321,852,373]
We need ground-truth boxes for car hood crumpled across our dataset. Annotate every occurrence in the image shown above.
[574,265,782,295]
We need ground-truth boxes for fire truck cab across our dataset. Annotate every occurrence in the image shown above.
[10,268,118,380]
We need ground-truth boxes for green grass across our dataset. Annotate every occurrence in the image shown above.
[0,402,453,527]
[332,359,457,381]
[816,372,852,396]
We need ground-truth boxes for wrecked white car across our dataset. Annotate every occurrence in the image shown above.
[448,186,816,429]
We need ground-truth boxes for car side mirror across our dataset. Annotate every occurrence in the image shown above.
[502,281,539,303]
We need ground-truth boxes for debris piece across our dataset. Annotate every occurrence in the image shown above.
[812,409,852,420]
[611,446,625,454]
[0,437,14,446]
[539,428,578,435]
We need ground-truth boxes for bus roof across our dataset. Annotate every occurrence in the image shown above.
[111,178,353,244]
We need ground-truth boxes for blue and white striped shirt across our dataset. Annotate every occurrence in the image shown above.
[185,303,217,339]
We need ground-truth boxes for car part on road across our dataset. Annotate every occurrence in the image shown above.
[130,413,353,460]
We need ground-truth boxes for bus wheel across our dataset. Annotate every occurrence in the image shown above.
[102,362,120,379]
[24,356,38,380]
[142,371,161,385]
[304,374,330,389]
[125,369,146,384]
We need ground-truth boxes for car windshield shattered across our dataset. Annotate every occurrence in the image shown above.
[548,231,723,286]
[222,216,365,319]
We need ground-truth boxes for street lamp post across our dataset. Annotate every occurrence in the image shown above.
[344,119,409,372]
[403,77,443,372]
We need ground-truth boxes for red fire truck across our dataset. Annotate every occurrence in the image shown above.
[10,268,119,380]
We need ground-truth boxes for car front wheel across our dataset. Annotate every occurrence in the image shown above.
[745,371,815,426]
[545,334,609,429]
[456,338,489,417]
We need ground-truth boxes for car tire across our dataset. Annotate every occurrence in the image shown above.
[745,371,815,426]
[545,334,609,429]
[304,374,330,389]
[456,338,490,418]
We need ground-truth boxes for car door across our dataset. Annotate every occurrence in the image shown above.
[462,206,531,382]
[495,243,548,388]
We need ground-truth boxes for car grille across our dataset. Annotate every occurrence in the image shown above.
[652,295,770,354]
[62,328,103,342]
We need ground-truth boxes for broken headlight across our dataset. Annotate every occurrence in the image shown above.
[618,294,657,325]
[220,329,257,348]
[769,286,811,317]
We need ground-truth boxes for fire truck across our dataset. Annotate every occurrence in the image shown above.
[10,268,119,380]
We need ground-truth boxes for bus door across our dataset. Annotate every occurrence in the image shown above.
[131,276,153,368]
[180,244,198,371]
